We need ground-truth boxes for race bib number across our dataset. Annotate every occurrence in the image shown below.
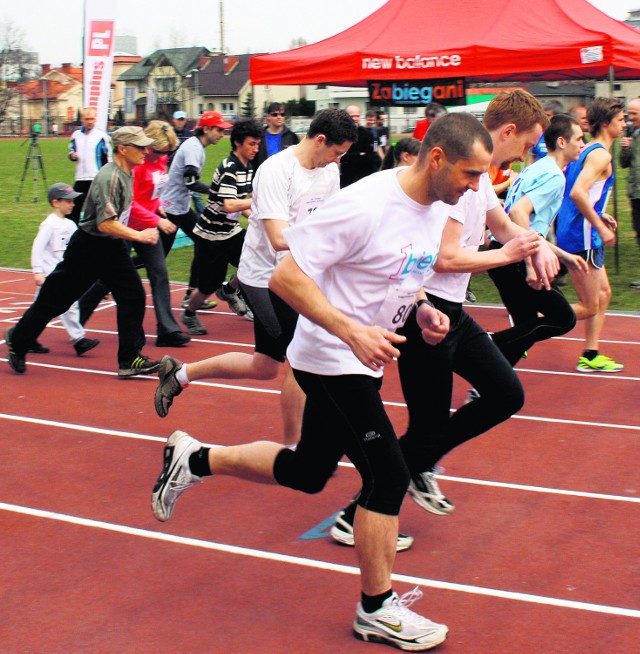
[118,205,131,227]
[151,170,168,200]
[373,285,420,331]
[296,195,325,224]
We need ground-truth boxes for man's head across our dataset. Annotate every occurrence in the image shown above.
[425,102,447,122]
[544,114,583,163]
[345,105,361,125]
[265,102,286,134]
[376,111,387,127]
[196,111,233,145]
[305,109,359,167]
[48,182,82,214]
[420,112,493,205]
[81,108,97,131]
[483,90,550,169]
[587,97,626,139]
[569,105,590,132]
[111,126,155,168]
[626,97,640,130]
[542,99,565,119]
[231,119,264,163]
[172,110,188,131]
[365,110,377,128]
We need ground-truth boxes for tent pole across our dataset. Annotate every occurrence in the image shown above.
[609,65,620,273]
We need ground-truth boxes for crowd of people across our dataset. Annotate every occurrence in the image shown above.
[4,90,635,651]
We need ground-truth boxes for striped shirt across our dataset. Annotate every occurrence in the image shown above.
[194,153,253,241]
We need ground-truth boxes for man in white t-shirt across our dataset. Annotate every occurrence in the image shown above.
[150,113,496,651]
[154,110,357,445]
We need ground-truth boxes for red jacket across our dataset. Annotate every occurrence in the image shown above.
[129,155,169,230]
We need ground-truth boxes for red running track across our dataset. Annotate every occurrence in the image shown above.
[1,268,639,653]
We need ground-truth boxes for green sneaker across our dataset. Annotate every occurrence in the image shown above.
[576,355,624,373]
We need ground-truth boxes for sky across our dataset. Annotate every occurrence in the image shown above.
[2,0,640,66]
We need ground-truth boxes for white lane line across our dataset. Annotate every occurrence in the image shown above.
[1,359,639,429]
[1,501,638,619]
[1,412,638,504]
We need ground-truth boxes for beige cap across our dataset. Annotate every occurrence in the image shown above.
[111,126,154,147]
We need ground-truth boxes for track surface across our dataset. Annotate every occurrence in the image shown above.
[1,268,638,653]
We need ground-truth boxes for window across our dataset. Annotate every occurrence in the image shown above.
[156,77,176,93]
[221,102,234,113]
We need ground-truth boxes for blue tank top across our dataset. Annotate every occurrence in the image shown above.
[556,142,613,253]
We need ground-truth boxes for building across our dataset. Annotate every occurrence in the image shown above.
[117,47,303,124]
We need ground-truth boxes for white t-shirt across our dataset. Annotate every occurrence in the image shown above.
[285,168,450,378]
[161,136,206,215]
[423,173,499,303]
[31,213,77,276]
[237,146,339,288]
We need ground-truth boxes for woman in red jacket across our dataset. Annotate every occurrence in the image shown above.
[129,120,190,347]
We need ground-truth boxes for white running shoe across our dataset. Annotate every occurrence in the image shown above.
[353,587,448,651]
[151,430,203,521]
[409,470,454,516]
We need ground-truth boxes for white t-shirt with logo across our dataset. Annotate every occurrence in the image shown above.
[285,168,449,378]
[423,172,499,303]
[237,146,340,288]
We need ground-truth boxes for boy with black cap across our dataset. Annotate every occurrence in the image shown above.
[29,183,100,357]
[6,126,162,378]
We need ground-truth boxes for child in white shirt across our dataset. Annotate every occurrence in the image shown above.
[30,183,100,356]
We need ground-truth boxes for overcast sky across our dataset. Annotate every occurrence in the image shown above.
[2,0,639,66]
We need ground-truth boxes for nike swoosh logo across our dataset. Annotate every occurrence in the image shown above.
[378,619,403,633]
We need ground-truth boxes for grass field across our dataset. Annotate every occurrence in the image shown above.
[0,136,638,311]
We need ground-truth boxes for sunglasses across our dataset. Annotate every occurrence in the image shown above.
[151,147,175,155]
[269,112,285,117]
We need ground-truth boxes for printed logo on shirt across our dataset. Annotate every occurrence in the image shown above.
[363,431,381,442]
[389,243,438,282]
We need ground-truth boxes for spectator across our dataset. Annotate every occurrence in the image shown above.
[618,96,640,287]
[68,107,112,224]
[339,104,379,188]
[412,102,447,141]
[253,102,299,170]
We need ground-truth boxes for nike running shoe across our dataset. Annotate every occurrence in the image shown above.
[353,587,448,651]
[117,354,162,378]
[151,430,203,522]
[330,510,414,552]
[576,355,624,373]
[155,355,184,418]
[409,470,454,516]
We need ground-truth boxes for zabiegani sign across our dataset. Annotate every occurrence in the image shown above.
[367,78,466,107]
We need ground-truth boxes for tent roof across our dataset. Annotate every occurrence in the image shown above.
[250,0,640,86]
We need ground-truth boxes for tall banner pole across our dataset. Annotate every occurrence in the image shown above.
[83,0,116,132]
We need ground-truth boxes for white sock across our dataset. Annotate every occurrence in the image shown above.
[176,363,190,387]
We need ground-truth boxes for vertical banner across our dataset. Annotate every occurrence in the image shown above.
[84,0,116,131]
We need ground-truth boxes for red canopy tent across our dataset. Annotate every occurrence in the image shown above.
[250,0,640,85]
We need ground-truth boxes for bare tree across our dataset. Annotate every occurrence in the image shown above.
[0,19,38,131]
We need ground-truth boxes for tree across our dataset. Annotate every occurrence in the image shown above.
[289,37,307,49]
[241,91,254,118]
[0,20,37,131]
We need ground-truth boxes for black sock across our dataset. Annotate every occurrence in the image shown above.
[184,309,196,317]
[189,448,212,477]
[362,589,393,614]
[583,350,598,361]
[223,282,235,295]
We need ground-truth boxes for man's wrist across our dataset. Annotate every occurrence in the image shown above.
[416,298,434,310]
